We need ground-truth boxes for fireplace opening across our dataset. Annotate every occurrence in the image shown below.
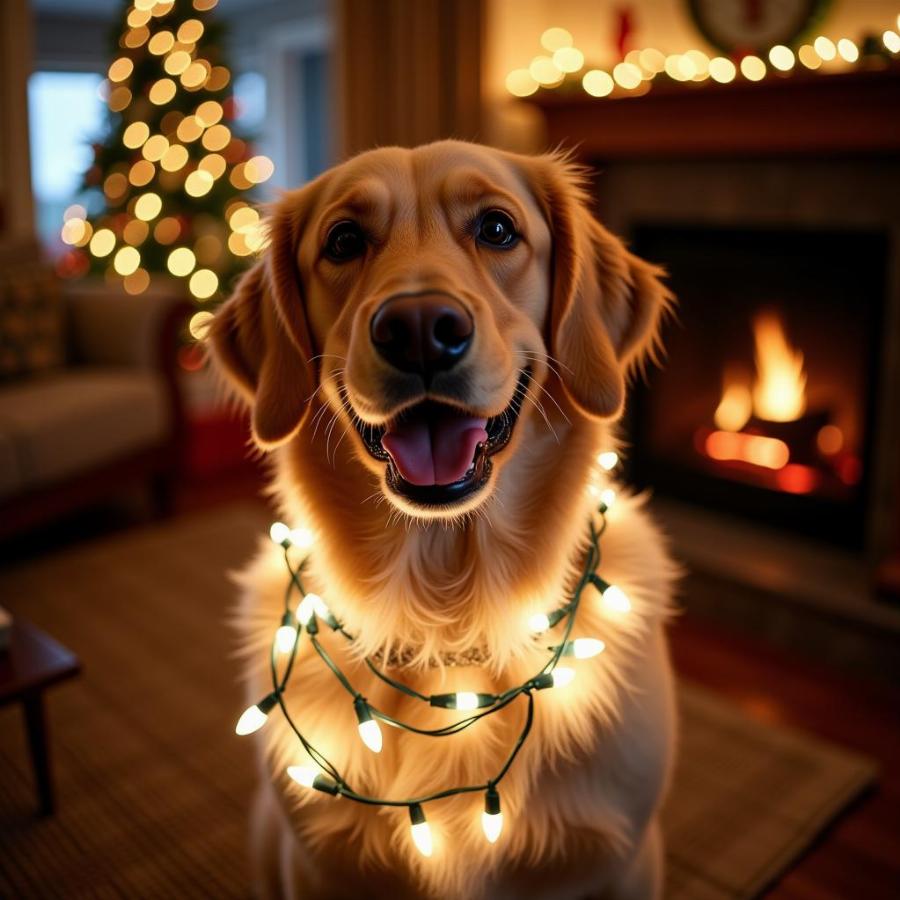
[626,224,889,549]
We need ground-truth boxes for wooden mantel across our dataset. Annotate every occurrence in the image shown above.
[528,67,900,160]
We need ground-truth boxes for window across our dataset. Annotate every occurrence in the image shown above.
[28,71,106,250]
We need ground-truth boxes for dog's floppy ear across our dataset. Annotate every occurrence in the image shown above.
[207,197,316,448]
[526,153,672,420]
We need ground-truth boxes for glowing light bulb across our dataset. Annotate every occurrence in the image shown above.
[600,488,617,509]
[602,584,631,615]
[289,527,315,549]
[354,697,382,752]
[529,612,551,633]
[506,68,539,97]
[454,692,479,711]
[571,638,606,659]
[582,70,614,97]
[813,36,836,61]
[286,765,318,788]
[482,788,503,843]
[837,38,858,63]
[286,765,339,795]
[235,693,278,735]
[409,804,433,857]
[551,667,576,687]
[275,612,297,654]
[297,593,322,625]
[269,522,290,544]
[597,451,618,471]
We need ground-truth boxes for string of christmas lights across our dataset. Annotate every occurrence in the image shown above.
[235,456,630,856]
[506,19,900,100]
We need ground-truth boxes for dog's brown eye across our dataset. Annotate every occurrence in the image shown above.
[324,221,366,261]
[477,210,518,249]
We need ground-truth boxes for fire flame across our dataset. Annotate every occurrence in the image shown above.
[751,312,807,422]
[714,312,807,431]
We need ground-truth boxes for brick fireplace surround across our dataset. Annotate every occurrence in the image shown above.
[531,68,900,680]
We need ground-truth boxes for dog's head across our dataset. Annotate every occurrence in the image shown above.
[209,141,669,519]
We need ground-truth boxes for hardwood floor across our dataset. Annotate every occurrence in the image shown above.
[669,615,900,899]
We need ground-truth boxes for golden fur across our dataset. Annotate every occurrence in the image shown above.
[209,140,678,900]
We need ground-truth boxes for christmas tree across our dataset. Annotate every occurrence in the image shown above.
[58,0,272,333]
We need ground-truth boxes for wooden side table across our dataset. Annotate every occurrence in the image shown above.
[0,619,81,815]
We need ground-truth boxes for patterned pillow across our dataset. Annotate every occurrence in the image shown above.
[0,250,65,380]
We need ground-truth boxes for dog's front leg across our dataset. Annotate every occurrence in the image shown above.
[598,818,663,900]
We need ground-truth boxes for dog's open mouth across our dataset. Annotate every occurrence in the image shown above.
[354,370,530,506]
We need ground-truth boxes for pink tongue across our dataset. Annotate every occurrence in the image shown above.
[382,412,487,486]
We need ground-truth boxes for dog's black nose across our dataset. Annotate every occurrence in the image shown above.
[371,293,473,379]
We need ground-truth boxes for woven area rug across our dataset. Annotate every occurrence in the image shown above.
[0,502,877,899]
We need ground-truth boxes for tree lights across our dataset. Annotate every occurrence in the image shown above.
[58,0,275,312]
[236,481,628,856]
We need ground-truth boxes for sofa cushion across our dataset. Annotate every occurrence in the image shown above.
[0,367,169,492]
[0,248,65,380]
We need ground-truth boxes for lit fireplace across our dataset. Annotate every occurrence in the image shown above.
[695,311,861,497]
[626,223,888,548]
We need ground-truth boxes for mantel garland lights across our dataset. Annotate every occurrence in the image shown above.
[235,461,629,856]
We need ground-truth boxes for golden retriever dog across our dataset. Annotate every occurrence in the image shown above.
[209,140,677,900]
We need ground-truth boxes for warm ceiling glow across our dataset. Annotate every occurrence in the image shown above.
[506,68,539,97]
[540,27,572,52]
[612,62,642,89]
[113,245,140,276]
[167,247,197,277]
[149,78,177,105]
[530,55,564,86]
[582,69,614,97]
[123,121,150,149]
[813,36,836,60]
[708,56,737,83]
[752,312,806,422]
[108,57,133,82]
[740,55,766,81]
[89,228,116,257]
[134,192,163,221]
[189,268,219,299]
[768,45,795,71]
[552,47,584,73]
